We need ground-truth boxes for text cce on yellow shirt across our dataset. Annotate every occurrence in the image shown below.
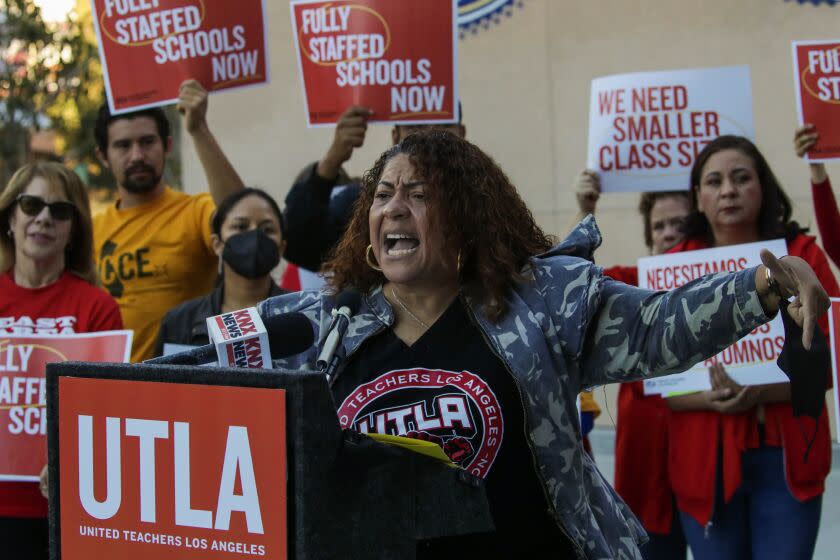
[93,187,217,362]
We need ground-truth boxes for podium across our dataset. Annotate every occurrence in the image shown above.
[46,362,493,559]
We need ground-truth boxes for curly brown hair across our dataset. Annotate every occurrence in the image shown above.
[325,129,556,321]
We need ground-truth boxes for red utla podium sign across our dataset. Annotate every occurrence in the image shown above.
[57,377,286,559]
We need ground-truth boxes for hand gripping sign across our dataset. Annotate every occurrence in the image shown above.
[91,0,269,114]
[639,239,788,395]
[587,66,754,193]
[792,40,840,161]
[206,308,271,369]
[290,0,459,126]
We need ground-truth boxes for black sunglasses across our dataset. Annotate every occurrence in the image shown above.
[16,194,76,221]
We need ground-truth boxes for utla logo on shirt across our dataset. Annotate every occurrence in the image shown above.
[336,368,504,478]
[0,315,77,334]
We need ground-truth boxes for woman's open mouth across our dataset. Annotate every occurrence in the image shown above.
[384,233,420,256]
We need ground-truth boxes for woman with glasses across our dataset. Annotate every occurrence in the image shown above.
[0,162,122,559]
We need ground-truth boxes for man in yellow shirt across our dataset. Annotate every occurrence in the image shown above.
[93,80,244,361]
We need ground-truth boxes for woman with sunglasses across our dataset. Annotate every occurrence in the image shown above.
[0,162,122,559]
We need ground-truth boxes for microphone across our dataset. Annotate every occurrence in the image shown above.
[316,289,362,381]
[146,312,314,366]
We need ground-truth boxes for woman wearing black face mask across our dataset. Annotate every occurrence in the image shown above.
[155,188,288,354]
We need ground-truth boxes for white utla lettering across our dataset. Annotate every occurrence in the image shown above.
[77,416,263,533]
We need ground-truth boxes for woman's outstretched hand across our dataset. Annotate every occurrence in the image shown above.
[758,249,830,350]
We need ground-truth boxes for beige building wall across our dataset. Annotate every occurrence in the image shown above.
[182,0,840,436]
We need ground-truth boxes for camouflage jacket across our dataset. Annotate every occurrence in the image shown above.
[259,216,770,559]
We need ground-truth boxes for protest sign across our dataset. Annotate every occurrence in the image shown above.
[91,0,269,114]
[0,331,132,480]
[290,0,459,126]
[792,40,840,161]
[829,298,840,443]
[587,66,754,193]
[58,377,287,559]
[640,239,787,394]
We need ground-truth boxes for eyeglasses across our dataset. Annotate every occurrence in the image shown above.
[15,194,76,221]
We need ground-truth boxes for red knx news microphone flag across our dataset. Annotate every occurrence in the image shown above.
[206,308,272,369]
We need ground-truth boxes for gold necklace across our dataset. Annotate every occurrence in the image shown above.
[390,287,430,330]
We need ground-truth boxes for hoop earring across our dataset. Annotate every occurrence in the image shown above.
[457,250,462,273]
[365,244,382,271]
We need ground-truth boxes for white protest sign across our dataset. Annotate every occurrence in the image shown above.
[640,239,787,394]
[587,66,754,193]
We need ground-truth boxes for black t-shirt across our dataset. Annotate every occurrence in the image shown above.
[332,299,577,558]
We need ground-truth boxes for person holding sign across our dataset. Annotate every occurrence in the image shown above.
[0,163,123,559]
[795,124,840,268]
[93,80,244,362]
[155,188,288,353]
[574,168,692,560]
[665,135,839,560]
[283,105,466,273]
[260,129,830,559]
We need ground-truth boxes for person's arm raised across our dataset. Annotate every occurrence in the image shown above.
[316,106,373,180]
[795,124,840,268]
[794,124,827,183]
[178,79,244,205]
[573,169,600,221]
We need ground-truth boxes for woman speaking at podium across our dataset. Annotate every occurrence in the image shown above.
[259,130,830,559]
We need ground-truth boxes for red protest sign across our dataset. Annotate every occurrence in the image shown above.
[58,377,287,559]
[290,0,459,126]
[0,331,131,480]
[91,0,269,114]
[792,40,840,161]
[830,298,840,443]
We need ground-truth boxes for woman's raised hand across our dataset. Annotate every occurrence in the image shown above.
[759,249,830,350]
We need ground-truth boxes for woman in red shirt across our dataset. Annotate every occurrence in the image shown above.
[666,136,839,560]
[0,162,123,559]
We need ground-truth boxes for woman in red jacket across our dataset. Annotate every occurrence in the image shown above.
[666,135,839,560]
[794,124,840,268]
[0,162,123,559]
